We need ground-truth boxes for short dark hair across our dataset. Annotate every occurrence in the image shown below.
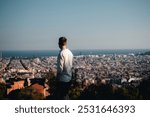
[59,37,67,46]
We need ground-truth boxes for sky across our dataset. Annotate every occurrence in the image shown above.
[0,0,150,50]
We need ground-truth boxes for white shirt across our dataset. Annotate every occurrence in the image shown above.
[57,48,73,82]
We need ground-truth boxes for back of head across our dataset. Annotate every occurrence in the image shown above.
[59,37,67,46]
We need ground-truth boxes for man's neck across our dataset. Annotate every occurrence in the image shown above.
[61,45,67,50]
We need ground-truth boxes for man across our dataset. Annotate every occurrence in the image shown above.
[56,37,73,99]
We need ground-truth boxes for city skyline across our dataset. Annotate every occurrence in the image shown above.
[0,0,150,50]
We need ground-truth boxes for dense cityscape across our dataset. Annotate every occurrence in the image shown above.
[0,52,150,99]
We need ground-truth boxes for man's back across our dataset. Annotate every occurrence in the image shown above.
[57,48,73,82]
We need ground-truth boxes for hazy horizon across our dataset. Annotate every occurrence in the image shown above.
[1,45,150,51]
[1,48,150,52]
[0,0,150,50]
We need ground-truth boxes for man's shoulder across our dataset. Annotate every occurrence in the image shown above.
[61,49,72,54]
[59,49,73,58]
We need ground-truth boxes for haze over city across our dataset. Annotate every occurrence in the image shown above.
[0,0,150,50]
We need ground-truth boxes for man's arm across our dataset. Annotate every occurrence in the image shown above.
[57,53,64,75]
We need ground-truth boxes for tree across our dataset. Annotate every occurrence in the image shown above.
[0,83,7,99]
[17,87,44,100]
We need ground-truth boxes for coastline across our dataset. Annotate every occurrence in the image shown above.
[1,49,150,58]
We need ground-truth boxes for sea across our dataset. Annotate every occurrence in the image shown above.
[0,49,149,58]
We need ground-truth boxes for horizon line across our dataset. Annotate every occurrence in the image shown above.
[1,48,150,51]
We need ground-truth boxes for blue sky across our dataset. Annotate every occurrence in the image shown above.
[0,0,150,50]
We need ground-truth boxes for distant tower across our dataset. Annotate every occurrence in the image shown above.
[0,51,2,58]
[1,51,2,58]
[0,52,1,58]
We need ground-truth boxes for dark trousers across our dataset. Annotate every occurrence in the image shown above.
[56,81,71,100]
